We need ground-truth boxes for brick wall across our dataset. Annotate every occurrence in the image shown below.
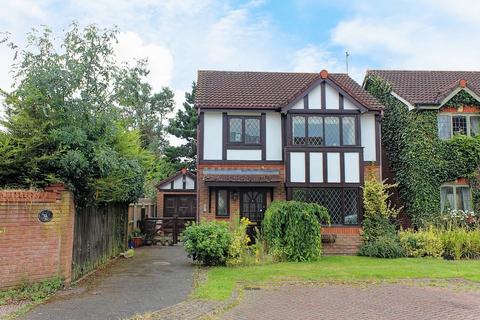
[322,226,362,255]
[0,184,75,289]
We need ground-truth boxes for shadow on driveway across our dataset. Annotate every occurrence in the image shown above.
[24,245,193,320]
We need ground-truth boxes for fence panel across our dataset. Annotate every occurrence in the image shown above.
[72,203,128,281]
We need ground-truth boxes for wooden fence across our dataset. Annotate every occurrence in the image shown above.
[72,203,128,281]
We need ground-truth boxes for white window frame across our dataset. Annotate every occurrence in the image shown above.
[438,113,480,140]
[440,184,472,212]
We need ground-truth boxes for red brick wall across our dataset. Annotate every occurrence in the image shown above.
[0,184,75,289]
[197,164,286,223]
[322,226,362,255]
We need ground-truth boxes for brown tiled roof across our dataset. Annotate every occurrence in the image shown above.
[203,174,281,183]
[196,70,382,110]
[366,70,480,106]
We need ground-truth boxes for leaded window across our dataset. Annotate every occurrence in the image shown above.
[228,116,261,145]
[292,116,306,145]
[453,115,467,135]
[470,116,480,137]
[308,117,323,145]
[245,118,260,144]
[438,115,451,140]
[325,117,340,146]
[440,185,471,212]
[216,189,229,217]
[342,117,356,145]
[292,188,359,225]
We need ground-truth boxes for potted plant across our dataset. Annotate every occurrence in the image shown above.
[130,228,144,248]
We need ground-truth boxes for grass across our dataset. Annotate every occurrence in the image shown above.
[0,278,63,319]
[193,256,480,300]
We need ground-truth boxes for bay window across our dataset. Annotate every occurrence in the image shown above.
[291,115,357,146]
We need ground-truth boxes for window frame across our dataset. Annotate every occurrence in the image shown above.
[227,115,262,146]
[215,189,230,217]
[440,184,472,212]
[290,114,359,147]
[438,113,480,139]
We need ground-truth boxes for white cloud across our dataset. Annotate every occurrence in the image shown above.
[115,31,174,91]
[291,45,341,73]
[331,0,480,71]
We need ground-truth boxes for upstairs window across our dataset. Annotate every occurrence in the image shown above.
[438,114,480,140]
[291,115,357,147]
[440,184,471,212]
[228,116,261,145]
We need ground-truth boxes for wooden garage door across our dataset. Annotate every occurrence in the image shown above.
[164,195,196,218]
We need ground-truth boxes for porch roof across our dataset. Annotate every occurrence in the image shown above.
[203,174,281,187]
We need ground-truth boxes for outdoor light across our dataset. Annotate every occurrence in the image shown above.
[232,191,239,201]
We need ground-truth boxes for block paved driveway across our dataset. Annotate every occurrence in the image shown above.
[23,245,193,320]
[221,283,480,320]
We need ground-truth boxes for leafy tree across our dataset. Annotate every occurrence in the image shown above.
[116,62,175,154]
[165,82,197,170]
[0,23,155,205]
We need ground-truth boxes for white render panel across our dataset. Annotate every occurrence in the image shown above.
[160,184,171,190]
[266,113,283,160]
[361,113,377,161]
[344,98,358,110]
[203,112,223,160]
[185,176,195,189]
[308,85,321,109]
[290,152,306,183]
[325,83,339,109]
[309,152,323,183]
[344,152,360,183]
[327,152,341,183]
[173,176,183,189]
[227,149,262,160]
[292,99,304,109]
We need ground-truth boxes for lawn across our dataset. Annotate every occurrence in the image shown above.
[193,256,480,300]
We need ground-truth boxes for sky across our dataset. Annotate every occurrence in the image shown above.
[1,0,480,140]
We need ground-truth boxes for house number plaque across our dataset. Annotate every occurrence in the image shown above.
[38,210,53,223]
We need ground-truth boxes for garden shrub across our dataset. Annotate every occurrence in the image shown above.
[358,236,405,259]
[399,227,443,258]
[182,221,232,266]
[359,175,404,258]
[262,201,330,262]
[226,217,251,267]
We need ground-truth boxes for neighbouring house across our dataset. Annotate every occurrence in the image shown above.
[364,70,480,226]
[195,69,383,254]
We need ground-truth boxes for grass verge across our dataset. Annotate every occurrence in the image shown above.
[0,278,63,319]
[193,256,480,300]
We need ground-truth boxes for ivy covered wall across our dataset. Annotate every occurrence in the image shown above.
[364,76,480,227]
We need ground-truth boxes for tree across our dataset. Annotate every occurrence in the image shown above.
[0,23,154,205]
[165,82,197,170]
[115,61,175,154]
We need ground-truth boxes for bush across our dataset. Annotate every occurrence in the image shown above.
[182,221,232,266]
[226,218,251,267]
[358,236,405,258]
[399,227,443,258]
[262,201,330,262]
[359,174,403,258]
[441,227,480,260]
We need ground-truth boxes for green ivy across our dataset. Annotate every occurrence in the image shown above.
[364,76,480,227]
[444,90,480,108]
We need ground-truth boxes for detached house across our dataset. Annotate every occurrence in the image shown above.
[195,70,383,253]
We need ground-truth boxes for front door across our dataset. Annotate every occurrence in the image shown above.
[240,190,266,224]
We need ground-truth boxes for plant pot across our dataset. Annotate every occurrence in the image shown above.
[132,236,143,248]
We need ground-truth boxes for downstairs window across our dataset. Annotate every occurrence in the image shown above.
[440,185,471,212]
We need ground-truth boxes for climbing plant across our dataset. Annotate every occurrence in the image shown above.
[364,76,480,227]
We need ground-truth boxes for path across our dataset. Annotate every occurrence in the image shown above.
[24,245,193,320]
[221,283,480,320]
